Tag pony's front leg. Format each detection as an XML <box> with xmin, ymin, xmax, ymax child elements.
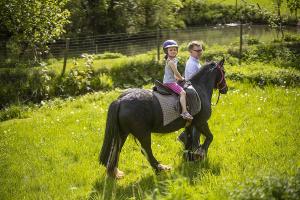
<box><xmin>138</xmin><ymin>133</ymin><xmax>171</xmax><ymax>172</ymax></box>
<box><xmin>197</xmin><ymin>122</ymin><xmax>213</xmax><ymax>156</ymax></box>
<box><xmin>178</xmin><ymin>126</ymin><xmax>194</xmax><ymax>150</ymax></box>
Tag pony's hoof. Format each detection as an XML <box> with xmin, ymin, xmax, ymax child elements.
<box><xmin>193</xmin><ymin>147</ymin><xmax>206</xmax><ymax>161</ymax></box>
<box><xmin>107</xmin><ymin>168</ymin><xmax>125</xmax><ymax>179</ymax></box>
<box><xmin>157</xmin><ymin>164</ymin><xmax>172</xmax><ymax>171</ymax></box>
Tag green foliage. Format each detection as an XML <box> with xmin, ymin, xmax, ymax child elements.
<box><xmin>0</xmin><ymin>105</ymin><xmax>29</xmax><ymax>121</ymax></box>
<box><xmin>180</xmin><ymin>2</ymin><xmax>237</xmax><ymax>26</ymax></box>
<box><xmin>1</xmin><ymin>40</ymin><xmax>300</xmax><ymax>108</ymax></box>
<box><xmin>246</xmin><ymin>37</ymin><xmax>261</xmax><ymax>45</ymax></box>
<box><xmin>66</xmin><ymin>0</ymin><xmax>184</xmax><ymax>35</ymax></box>
<box><xmin>227</xmin><ymin>63</ymin><xmax>300</xmax><ymax>87</ymax></box>
<box><xmin>287</xmin><ymin>0</ymin><xmax>300</xmax><ymax>18</ymax></box>
<box><xmin>179</xmin><ymin>1</ymin><xmax>291</xmax><ymax>26</ymax></box>
<box><xmin>242</xmin><ymin>41</ymin><xmax>300</xmax><ymax>69</ymax></box>
<box><xmin>283</xmin><ymin>33</ymin><xmax>300</xmax><ymax>42</ymax></box>
<box><xmin>59</xmin><ymin>54</ymin><xmax>95</xmax><ymax>95</ymax></box>
<box><xmin>0</xmin><ymin>67</ymin><xmax>57</xmax><ymax>107</ymax></box>
<box><xmin>0</xmin><ymin>0</ymin><xmax>70</xmax><ymax>62</ymax></box>
<box><xmin>95</xmin><ymin>52</ymin><xmax>125</xmax><ymax>59</ymax></box>
<box><xmin>109</xmin><ymin>58</ymin><xmax>160</xmax><ymax>88</ymax></box>
<box><xmin>228</xmin><ymin>172</ymin><xmax>300</xmax><ymax>200</ymax></box>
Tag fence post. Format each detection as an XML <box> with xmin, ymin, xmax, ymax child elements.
<box><xmin>61</xmin><ymin>38</ymin><xmax>70</xmax><ymax>77</ymax></box>
<box><xmin>156</xmin><ymin>27</ymin><xmax>160</xmax><ymax>62</ymax></box>
<box><xmin>239</xmin><ymin>23</ymin><xmax>243</xmax><ymax>65</ymax></box>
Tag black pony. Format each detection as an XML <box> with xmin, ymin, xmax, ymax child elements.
<box><xmin>99</xmin><ymin>60</ymin><xmax>228</xmax><ymax>178</ymax></box>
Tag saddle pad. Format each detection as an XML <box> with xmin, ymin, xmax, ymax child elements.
<box><xmin>153</xmin><ymin>89</ymin><xmax>201</xmax><ymax>126</ymax></box>
<box><xmin>153</xmin><ymin>92</ymin><xmax>180</xmax><ymax>126</ymax></box>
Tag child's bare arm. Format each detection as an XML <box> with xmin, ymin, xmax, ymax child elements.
<box><xmin>168</xmin><ymin>61</ymin><xmax>184</xmax><ymax>81</ymax></box>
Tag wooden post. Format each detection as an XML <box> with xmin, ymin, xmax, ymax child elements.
<box><xmin>61</xmin><ymin>38</ymin><xmax>70</xmax><ymax>77</ymax></box>
<box><xmin>239</xmin><ymin>23</ymin><xmax>243</xmax><ymax>65</ymax></box>
<box><xmin>156</xmin><ymin>27</ymin><xmax>160</xmax><ymax>62</ymax></box>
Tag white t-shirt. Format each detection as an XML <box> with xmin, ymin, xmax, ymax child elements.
<box><xmin>184</xmin><ymin>56</ymin><xmax>201</xmax><ymax>80</ymax></box>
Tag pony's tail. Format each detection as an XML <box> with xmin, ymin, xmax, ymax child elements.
<box><xmin>99</xmin><ymin>100</ymin><xmax>121</xmax><ymax>171</ymax></box>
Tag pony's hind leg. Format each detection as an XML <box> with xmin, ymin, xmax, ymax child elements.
<box><xmin>107</xmin><ymin>132</ymin><xmax>128</xmax><ymax>179</ymax></box>
<box><xmin>137</xmin><ymin>133</ymin><xmax>171</xmax><ymax>172</ymax></box>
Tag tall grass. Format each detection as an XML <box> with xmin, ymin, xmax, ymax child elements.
<box><xmin>1</xmin><ymin>80</ymin><xmax>299</xmax><ymax>199</ymax></box>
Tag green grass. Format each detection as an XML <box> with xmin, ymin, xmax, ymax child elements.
<box><xmin>1</xmin><ymin>79</ymin><xmax>299</xmax><ymax>199</ymax></box>
<box><xmin>45</xmin><ymin>51</ymin><xmax>158</xmax><ymax>74</ymax></box>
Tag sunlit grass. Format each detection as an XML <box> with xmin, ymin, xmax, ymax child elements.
<box><xmin>46</xmin><ymin>51</ymin><xmax>158</xmax><ymax>74</ymax></box>
<box><xmin>1</xmin><ymin>79</ymin><xmax>299</xmax><ymax>199</ymax></box>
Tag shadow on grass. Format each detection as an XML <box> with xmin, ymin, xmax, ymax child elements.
<box><xmin>89</xmin><ymin>157</ymin><xmax>221</xmax><ymax>200</ymax></box>
<box><xmin>89</xmin><ymin>173</ymin><xmax>157</xmax><ymax>200</ymax></box>
<box><xmin>175</xmin><ymin>157</ymin><xmax>221</xmax><ymax>185</ymax></box>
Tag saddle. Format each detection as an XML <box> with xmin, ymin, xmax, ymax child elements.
<box><xmin>153</xmin><ymin>80</ymin><xmax>188</xmax><ymax>96</ymax></box>
<box><xmin>153</xmin><ymin>80</ymin><xmax>201</xmax><ymax>126</ymax></box>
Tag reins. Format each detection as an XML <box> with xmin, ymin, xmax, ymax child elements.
<box><xmin>212</xmin><ymin>91</ymin><xmax>221</xmax><ymax>106</ymax></box>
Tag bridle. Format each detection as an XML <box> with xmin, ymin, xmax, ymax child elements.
<box><xmin>216</xmin><ymin>65</ymin><xmax>226</xmax><ymax>91</ymax></box>
<box><xmin>212</xmin><ymin>61</ymin><xmax>227</xmax><ymax>105</ymax></box>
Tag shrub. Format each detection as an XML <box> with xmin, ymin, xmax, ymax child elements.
<box><xmin>0</xmin><ymin>105</ymin><xmax>29</xmax><ymax>121</ymax></box>
<box><xmin>228</xmin><ymin>171</ymin><xmax>300</xmax><ymax>200</ymax></box>
<box><xmin>242</xmin><ymin>42</ymin><xmax>300</xmax><ymax>69</ymax></box>
<box><xmin>246</xmin><ymin>38</ymin><xmax>261</xmax><ymax>45</ymax></box>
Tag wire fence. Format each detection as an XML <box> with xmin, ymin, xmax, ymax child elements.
<box><xmin>0</xmin><ymin>25</ymin><xmax>296</xmax><ymax>67</ymax></box>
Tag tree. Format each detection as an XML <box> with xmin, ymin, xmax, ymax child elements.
<box><xmin>0</xmin><ymin>0</ymin><xmax>70</xmax><ymax>63</ymax></box>
<box><xmin>135</xmin><ymin>0</ymin><xmax>184</xmax><ymax>30</ymax></box>
<box><xmin>270</xmin><ymin>0</ymin><xmax>285</xmax><ymax>38</ymax></box>
<box><xmin>287</xmin><ymin>0</ymin><xmax>300</xmax><ymax>19</ymax></box>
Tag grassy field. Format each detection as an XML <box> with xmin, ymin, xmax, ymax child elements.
<box><xmin>1</xmin><ymin>71</ymin><xmax>299</xmax><ymax>199</ymax></box>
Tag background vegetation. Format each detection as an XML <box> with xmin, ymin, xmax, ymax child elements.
<box><xmin>0</xmin><ymin>1</ymin><xmax>299</xmax><ymax>199</ymax></box>
<box><xmin>1</xmin><ymin>35</ymin><xmax>299</xmax><ymax>110</ymax></box>
<box><xmin>0</xmin><ymin>0</ymin><xmax>299</xmax><ymax>63</ymax></box>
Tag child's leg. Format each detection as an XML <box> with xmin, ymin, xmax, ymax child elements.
<box><xmin>179</xmin><ymin>90</ymin><xmax>188</xmax><ymax>113</ymax></box>
<box><xmin>179</xmin><ymin>91</ymin><xmax>193</xmax><ymax>120</ymax></box>
<box><xmin>163</xmin><ymin>83</ymin><xmax>193</xmax><ymax>120</ymax></box>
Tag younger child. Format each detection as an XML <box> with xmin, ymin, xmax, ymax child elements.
<box><xmin>162</xmin><ymin>40</ymin><xmax>193</xmax><ymax>121</ymax></box>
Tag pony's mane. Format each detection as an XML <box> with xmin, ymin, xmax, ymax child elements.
<box><xmin>190</xmin><ymin>62</ymin><xmax>215</xmax><ymax>81</ymax></box>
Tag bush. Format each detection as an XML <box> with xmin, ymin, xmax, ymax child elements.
<box><xmin>0</xmin><ymin>105</ymin><xmax>29</xmax><ymax>121</ymax></box>
<box><xmin>228</xmin><ymin>171</ymin><xmax>300</xmax><ymax>200</ymax></box>
<box><xmin>242</xmin><ymin>42</ymin><xmax>300</xmax><ymax>69</ymax></box>
<box><xmin>246</xmin><ymin>37</ymin><xmax>261</xmax><ymax>45</ymax></box>
<box><xmin>226</xmin><ymin>63</ymin><xmax>300</xmax><ymax>87</ymax></box>
<box><xmin>0</xmin><ymin>67</ymin><xmax>56</xmax><ymax>108</ymax></box>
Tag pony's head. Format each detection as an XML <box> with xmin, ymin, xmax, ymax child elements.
<box><xmin>214</xmin><ymin>58</ymin><xmax>227</xmax><ymax>94</ymax></box>
<box><xmin>207</xmin><ymin>58</ymin><xmax>227</xmax><ymax>94</ymax></box>
<box><xmin>190</xmin><ymin>58</ymin><xmax>228</xmax><ymax>94</ymax></box>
